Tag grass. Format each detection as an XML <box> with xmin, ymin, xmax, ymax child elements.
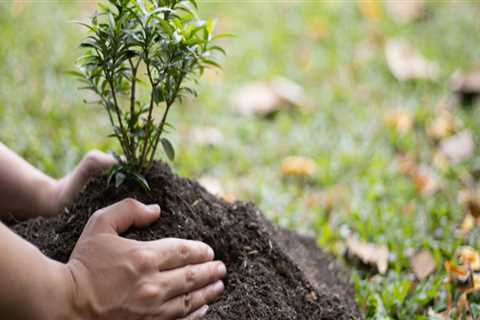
<box><xmin>1</xmin><ymin>1</ymin><xmax>480</xmax><ymax>318</ymax></box>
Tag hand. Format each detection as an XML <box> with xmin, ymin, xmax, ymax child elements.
<box><xmin>49</xmin><ymin>150</ymin><xmax>116</xmax><ymax>216</ymax></box>
<box><xmin>63</xmin><ymin>199</ymin><xmax>226</xmax><ymax>320</ymax></box>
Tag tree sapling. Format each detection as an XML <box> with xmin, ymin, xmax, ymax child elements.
<box><xmin>71</xmin><ymin>0</ymin><xmax>226</xmax><ymax>189</ymax></box>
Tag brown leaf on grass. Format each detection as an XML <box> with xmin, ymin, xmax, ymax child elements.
<box><xmin>281</xmin><ymin>156</ymin><xmax>317</xmax><ymax>178</ymax></box>
<box><xmin>346</xmin><ymin>236</ymin><xmax>389</xmax><ymax>274</ymax></box>
<box><xmin>385</xmin><ymin>39</ymin><xmax>440</xmax><ymax>81</ymax></box>
<box><xmin>231</xmin><ymin>83</ymin><xmax>279</xmax><ymax>116</ymax></box>
<box><xmin>427</xmin><ymin>308</ymin><xmax>449</xmax><ymax>320</ymax></box>
<box><xmin>191</xmin><ymin>127</ymin><xmax>224</xmax><ymax>147</ymax></box>
<box><xmin>309</xmin><ymin>17</ymin><xmax>329</xmax><ymax>41</ymax></box>
<box><xmin>384</xmin><ymin>110</ymin><xmax>415</xmax><ymax>135</ymax></box>
<box><xmin>396</xmin><ymin>155</ymin><xmax>441</xmax><ymax>195</ymax></box>
<box><xmin>358</xmin><ymin>0</ymin><xmax>382</xmax><ymax>21</ymax></box>
<box><xmin>457</xmin><ymin>246</ymin><xmax>480</xmax><ymax>272</ymax></box>
<box><xmin>440</xmin><ymin>130</ymin><xmax>475</xmax><ymax>164</ymax></box>
<box><xmin>458</xmin><ymin>213</ymin><xmax>476</xmax><ymax>237</ymax></box>
<box><xmin>414</xmin><ymin>165</ymin><xmax>441</xmax><ymax>195</ymax></box>
<box><xmin>458</xmin><ymin>189</ymin><xmax>480</xmax><ymax>218</ymax></box>
<box><xmin>230</xmin><ymin>77</ymin><xmax>310</xmax><ymax>117</ymax></box>
<box><xmin>410</xmin><ymin>250</ymin><xmax>436</xmax><ymax>280</ymax></box>
<box><xmin>385</xmin><ymin>0</ymin><xmax>426</xmax><ymax>24</ymax></box>
<box><xmin>450</xmin><ymin>67</ymin><xmax>480</xmax><ymax>104</ymax></box>
<box><xmin>426</xmin><ymin>110</ymin><xmax>460</xmax><ymax>140</ymax></box>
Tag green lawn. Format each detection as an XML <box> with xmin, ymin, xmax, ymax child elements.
<box><xmin>1</xmin><ymin>1</ymin><xmax>480</xmax><ymax>319</ymax></box>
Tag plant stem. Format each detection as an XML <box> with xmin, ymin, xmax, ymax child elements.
<box><xmin>107</xmin><ymin>77</ymin><xmax>133</xmax><ymax>163</ymax></box>
<box><xmin>128</xmin><ymin>58</ymin><xmax>141</xmax><ymax>161</ymax></box>
<box><xmin>139</xmin><ymin>63</ymin><xmax>157</xmax><ymax>171</ymax></box>
<box><xmin>146</xmin><ymin>101</ymin><xmax>173</xmax><ymax>170</ymax></box>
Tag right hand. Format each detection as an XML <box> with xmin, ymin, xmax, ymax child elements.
<box><xmin>64</xmin><ymin>198</ymin><xmax>226</xmax><ymax>320</ymax></box>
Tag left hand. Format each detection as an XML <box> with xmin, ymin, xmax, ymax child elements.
<box><xmin>49</xmin><ymin>150</ymin><xmax>116</xmax><ymax>216</ymax></box>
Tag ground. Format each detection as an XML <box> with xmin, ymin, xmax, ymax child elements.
<box><xmin>1</xmin><ymin>1</ymin><xmax>480</xmax><ymax>319</ymax></box>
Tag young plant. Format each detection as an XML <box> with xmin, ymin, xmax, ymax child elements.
<box><xmin>72</xmin><ymin>0</ymin><xmax>226</xmax><ymax>189</ymax></box>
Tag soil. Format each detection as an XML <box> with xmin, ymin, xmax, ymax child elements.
<box><xmin>9</xmin><ymin>162</ymin><xmax>361</xmax><ymax>319</ymax></box>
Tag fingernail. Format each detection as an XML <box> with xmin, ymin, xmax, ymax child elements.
<box><xmin>217</xmin><ymin>262</ymin><xmax>227</xmax><ymax>276</ymax></box>
<box><xmin>147</xmin><ymin>204</ymin><xmax>161</xmax><ymax>215</ymax></box>
<box><xmin>207</xmin><ymin>247</ymin><xmax>215</xmax><ymax>260</ymax></box>
<box><xmin>199</xmin><ymin>305</ymin><xmax>209</xmax><ymax>317</ymax></box>
<box><xmin>213</xmin><ymin>280</ymin><xmax>224</xmax><ymax>293</ymax></box>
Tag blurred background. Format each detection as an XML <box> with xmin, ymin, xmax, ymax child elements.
<box><xmin>1</xmin><ymin>0</ymin><xmax>480</xmax><ymax>318</ymax></box>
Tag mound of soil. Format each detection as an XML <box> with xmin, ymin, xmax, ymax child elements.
<box><xmin>10</xmin><ymin>162</ymin><xmax>361</xmax><ymax>319</ymax></box>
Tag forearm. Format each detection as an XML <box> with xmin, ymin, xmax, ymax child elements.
<box><xmin>0</xmin><ymin>143</ymin><xmax>58</xmax><ymax>219</ymax></box>
<box><xmin>0</xmin><ymin>223</ymin><xmax>75</xmax><ymax>320</ymax></box>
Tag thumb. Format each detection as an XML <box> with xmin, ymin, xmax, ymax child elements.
<box><xmin>84</xmin><ymin>199</ymin><xmax>161</xmax><ymax>236</ymax></box>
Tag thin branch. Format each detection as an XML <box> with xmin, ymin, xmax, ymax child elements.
<box><xmin>107</xmin><ymin>76</ymin><xmax>133</xmax><ymax>162</ymax></box>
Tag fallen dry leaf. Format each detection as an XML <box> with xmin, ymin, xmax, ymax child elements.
<box><xmin>450</xmin><ymin>67</ymin><xmax>480</xmax><ymax>104</ymax></box>
<box><xmin>270</xmin><ymin>77</ymin><xmax>310</xmax><ymax>109</ymax></box>
<box><xmin>384</xmin><ymin>110</ymin><xmax>415</xmax><ymax>135</ymax></box>
<box><xmin>230</xmin><ymin>77</ymin><xmax>310</xmax><ymax>117</ymax></box>
<box><xmin>427</xmin><ymin>308</ymin><xmax>449</xmax><ymax>320</ymax></box>
<box><xmin>444</xmin><ymin>247</ymin><xmax>480</xmax><ymax>320</ymax></box>
<box><xmin>230</xmin><ymin>82</ymin><xmax>279</xmax><ymax>116</ymax></box>
<box><xmin>385</xmin><ymin>39</ymin><xmax>440</xmax><ymax>81</ymax></box>
<box><xmin>427</xmin><ymin>110</ymin><xmax>459</xmax><ymax>140</ymax></box>
<box><xmin>457</xmin><ymin>246</ymin><xmax>480</xmax><ymax>271</ymax></box>
<box><xmin>281</xmin><ymin>156</ymin><xmax>317</xmax><ymax>178</ymax></box>
<box><xmin>358</xmin><ymin>0</ymin><xmax>382</xmax><ymax>21</ymax></box>
<box><xmin>309</xmin><ymin>17</ymin><xmax>329</xmax><ymax>41</ymax></box>
<box><xmin>191</xmin><ymin>127</ymin><xmax>224</xmax><ymax>147</ymax></box>
<box><xmin>459</xmin><ymin>213</ymin><xmax>476</xmax><ymax>237</ymax></box>
<box><xmin>385</xmin><ymin>0</ymin><xmax>426</xmax><ymax>24</ymax></box>
<box><xmin>440</xmin><ymin>130</ymin><xmax>475</xmax><ymax>164</ymax></box>
<box><xmin>414</xmin><ymin>165</ymin><xmax>441</xmax><ymax>195</ymax></box>
<box><xmin>411</xmin><ymin>249</ymin><xmax>436</xmax><ymax>280</ymax></box>
<box><xmin>346</xmin><ymin>236</ymin><xmax>389</xmax><ymax>274</ymax></box>
<box><xmin>458</xmin><ymin>189</ymin><xmax>480</xmax><ymax>218</ymax></box>
<box><xmin>396</xmin><ymin>155</ymin><xmax>441</xmax><ymax>195</ymax></box>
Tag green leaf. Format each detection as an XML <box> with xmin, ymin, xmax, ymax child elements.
<box><xmin>211</xmin><ymin>33</ymin><xmax>235</xmax><ymax>41</ymax></box>
<box><xmin>202</xmin><ymin>58</ymin><xmax>221</xmax><ymax>69</ymax></box>
<box><xmin>65</xmin><ymin>70</ymin><xmax>85</xmax><ymax>78</ymax></box>
<box><xmin>208</xmin><ymin>45</ymin><xmax>226</xmax><ymax>55</ymax></box>
<box><xmin>130</xmin><ymin>172</ymin><xmax>151</xmax><ymax>191</ymax></box>
<box><xmin>161</xmin><ymin>137</ymin><xmax>175</xmax><ymax>161</ymax></box>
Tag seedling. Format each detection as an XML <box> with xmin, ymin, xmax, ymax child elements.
<box><xmin>71</xmin><ymin>0</ymin><xmax>226</xmax><ymax>189</ymax></box>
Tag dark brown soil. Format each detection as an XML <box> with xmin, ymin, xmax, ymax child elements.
<box><xmin>9</xmin><ymin>162</ymin><xmax>361</xmax><ymax>319</ymax></box>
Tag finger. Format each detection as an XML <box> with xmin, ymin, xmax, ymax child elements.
<box><xmin>145</xmin><ymin>238</ymin><xmax>215</xmax><ymax>270</ymax></box>
<box><xmin>58</xmin><ymin>151</ymin><xmax>117</xmax><ymax>206</ymax></box>
<box><xmin>85</xmin><ymin>199</ymin><xmax>160</xmax><ymax>235</ymax></box>
<box><xmin>158</xmin><ymin>281</ymin><xmax>224</xmax><ymax>320</ymax></box>
<box><xmin>77</xmin><ymin>150</ymin><xmax>117</xmax><ymax>179</ymax></box>
<box><xmin>159</xmin><ymin>261</ymin><xmax>226</xmax><ymax>301</ymax></box>
<box><xmin>178</xmin><ymin>305</ymin><xmax>209</xmax><ymax>320</ymax></box>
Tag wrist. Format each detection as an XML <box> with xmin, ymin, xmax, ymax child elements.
<box><xmin>37</xmin><ymin>258</ymin><xmax>82</xmax><ymax>320</ymax></box>
<box><xmin>33</xmin><ymin>177</ymin><xmax>62</xmax><ymax>217</ymax></box>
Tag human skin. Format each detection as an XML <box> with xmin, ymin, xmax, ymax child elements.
<box><xmin>0</xmin><ymin>142</ymin><xmax>117</xmax><ymax>219</ymax></box>
<box><xmin>0</xmin><ymin>144</ymin><xmax>226</xmax><ymax>319</ymax></box>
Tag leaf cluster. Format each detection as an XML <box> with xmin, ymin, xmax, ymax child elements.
<box><xmin>72</xmin><ymin>0</ymin><xmax>227</xmax><ymax>189</ymax></box>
